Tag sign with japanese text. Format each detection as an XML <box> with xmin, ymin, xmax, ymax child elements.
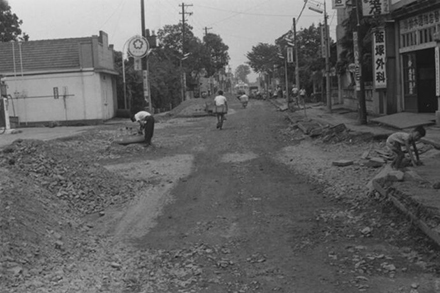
<box><xmin>436</xmin><ymin>47</ymin><xmax>440</xmax><ymax>96</ymax></box>
<box><xmin>373</xmin><ymin>27</ymin><xmax>387</xmax><ymax>89</ymax></box>
<box><xmin>287</xmin><ymin>47</ymin><xmax>294</xmax><ymax>63</ymax></box>
<box><xmin>332</xmin><ymin>0</ymin><xmax>346</xmax><ymax>9</ymax></box>
<box><xmin>399</xmin><ymin>9</ymin><xmax>440</xmax><ymax>33</ymax></box>
<box><xmin>362</xmin><ymin>0</ymin><xmax>390</xmax><ymax>17</ymax></box>
<box><xmin>353</xmin><ymin>32</ymin><xmax>360</xmax><ymax>91</ymax></box>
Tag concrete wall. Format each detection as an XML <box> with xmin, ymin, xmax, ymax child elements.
<box><xmin>4</xmin><ymin>71</ymin><xmax>116</xmax><ymax>124</ymax></box>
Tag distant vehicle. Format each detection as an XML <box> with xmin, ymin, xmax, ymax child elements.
<box><xmin>234</xmin><ymin>82</ymin><xmax>249</xmax><ymax>96</ymax></box>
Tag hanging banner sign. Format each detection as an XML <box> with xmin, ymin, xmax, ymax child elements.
<box><xmin>287</xmin><ymin>47</ymin><xmax>294</xmax><ymax>63</ymax></box>
<box><xmin>373</xmin><ymin>27</ymin><xmax>387</xmax><ymax>89</ymax></box>
<box><xmin>436</xmin><ymin>46</ymin><xmax>440</xmax><ymax>96</ymax></box>
<box><xmin>353</xmin><ymin>31</ymin><xmax>360</xmax><ymax>91</ymax></box>
<box><xmin>362</xmin><ymin>0</ymin><xmax>390</xmax><ymax>17</ymax></box>
<box><xmin>127</xmin><ymin>35</ymin><xmax>149</xmax><ymax>58</ymax></box>
<box><xmin>321</xmin><ymin>25</ymin><xmax>327</xmax><ymax>58</ymax></box>
<box><xmin>332</xmin><ymin>0</ymin><xmax>346</xmax><ymax>9</ymax></box>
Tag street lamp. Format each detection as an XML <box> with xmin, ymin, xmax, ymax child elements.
<box><xmin>308</xmin><ymin>0</ymin><xmax>331</xmax><ymax>112</ymax></box>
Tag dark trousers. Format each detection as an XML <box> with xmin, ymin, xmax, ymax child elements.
<box><xmin>143</xmin><ymin>115</ymin><xmax>155</xmax><ymax>145</ymax></box>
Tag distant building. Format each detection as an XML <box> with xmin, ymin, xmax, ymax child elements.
<box><xmin>0</xmin><ymin>31</ymin><xmax>118</xmax><ymax>126</ymax></box>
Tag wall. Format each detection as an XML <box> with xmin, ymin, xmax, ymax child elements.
<box><xmin>4</xmin><ymin>71</ymin><xmax>115</xmax><ymax>124</ymax></box>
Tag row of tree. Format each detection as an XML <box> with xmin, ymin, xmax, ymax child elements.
<box><xmin>244</xmin><ymin>7</ymin><xmax>376</xmax><ymax>100</ymax></box>
<box><xmin>2</xmin><ymin>0</ymin><xmax>377</xmax><ymax>114</ymax></box>
<box><xmin>117</xmin><ymin>22</ymin><xmax>230</xmax><ymax>114</ymax></box>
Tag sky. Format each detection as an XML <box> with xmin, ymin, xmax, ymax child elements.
<box><xmin>8</xmin><ymin>0</ymin><xmax>338</xmax><ymax>81</ymax></box>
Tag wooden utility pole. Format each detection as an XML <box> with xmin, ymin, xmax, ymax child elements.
<box><xmin>204</xmin><ymin>27</ymin><xmax>212</xmax><ymax>37</ymax></box>
<box><xmin>355</xmin><ymin>0</ymin><xmax>367</xmax><ymax>124</ymax></box>
<box><xmin>179</xmin><ymin>3</ymin><xmax>192</xmax><ymax>102</ymax></box>
<box><xmin>293</xmin><ymin>18</ymin><xmax>300</xmax><ymax>91</ymax></box>
<box><xmin>140</xmin><ymin>0</ymin><xmax>152</xmax><ymax>113</ymax></box>
<box><xmin>324</xmin><ymin>1</ymin><xmax>331</xmax><ymax>112</ymax></box>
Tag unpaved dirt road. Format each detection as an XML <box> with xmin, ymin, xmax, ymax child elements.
<box><xmin>2</xmin><ymin>96</ymin><xmax>440</xmax><ymax>292</ymax></box>
<box><xmin>94</xmin><ymin>97</ymin><xmax>440</xmax><ymax>292</ymax></box>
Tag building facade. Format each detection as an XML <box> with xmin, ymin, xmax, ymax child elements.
<box><xmin>335</xmin><ymin>0</ymin><xmax>440</xmax><ymax>124</ymax></box>
<box><xmin>0</xmin><ymin>31</ymin><xmax>118</xmax><ymax>127</ymax></box>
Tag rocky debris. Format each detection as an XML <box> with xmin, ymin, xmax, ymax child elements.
<box><xmin>332</xmin><ymin>159</ymin><xmax>354</xmax><ymax>167</ymax></box>
<box><xmin>0</xmin><ymin>139</ymin><xmax>137</xmax><ymax>215</ymax></box>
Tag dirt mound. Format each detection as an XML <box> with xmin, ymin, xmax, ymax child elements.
<box><xmin>169</xmin><ymin>98</ymin><xmax>210</xmax><ymax>117</ymax></box>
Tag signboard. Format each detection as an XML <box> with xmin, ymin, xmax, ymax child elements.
<box><xmin>287</xmin><ymin>47</ymin><xmax>294</xmax><ymax>63</ymax></box>
<box><xmin>143</xmin><ymin>70</ymin><xmax>149</xmax><ymax>97</ymax></box>
<box><xmin>353</xmin><ymin>31</ymin><xmax>360</xmax><ymax>91</ymax></box>
<box><xmin>134</xmin><ymin>57</ymin><xmax>142</xmax><ymax>71</ymax></box>
<box><xmin>362</xmin><ymin>0</ymin><xmax>390</xmax><ymax>17</ymax></box>
<box><xmin>332</xmin><ymin>0</ymin><xmax>346</xmax><ymax>9</ymax></box>
<box><xmin>373</xmin><ymin>27</ymin><xmax>387</xmax><ymax>89</ymax></box>
<box><xmin>321</xmin><ymin>25</ymin><xmax>327</xmax><ymax>58</ymax></box>
<box><xmin>127</xmin><ymin>35</ymin><xmax>149</xmax><ymax>58</ymax></box>
<box><xmin>53</xmin><ymin>87</ymin><xmax>59</xmax><ymax>99</ymax></box>
<box><xmin>436</xmin><ymin>46</ymin><xmax>440</xmax><ymax>96</ymax></box>
<box><xmin>399</xmin><ymin>9</ymin><xmax>440</xmax><ymax>34</ymax></box>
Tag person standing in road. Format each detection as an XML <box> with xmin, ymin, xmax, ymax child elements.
<box><xmin>130</xmin><ymin>110</ymin><xmax>155</xmax><ymax>146</ymax></box>
<box><xmin>213</xmin><ymin>90</ymin><xmax>228</xmax><ymax>129</ymax></box>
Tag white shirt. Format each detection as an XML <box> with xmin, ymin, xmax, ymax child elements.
<box><xmin>134</xmin><ymin>111</ymin><xmax>151</xmax><ymax>122</ymax></box>
<box><xmin>239</xmin><ymin>94</ymin><xmax>249</xmax><ymax>102</ymax></box>
<box><xmin>214</xmin><ymin>95</ymin><xmax>227</xmax><ymax>106</ymax></box>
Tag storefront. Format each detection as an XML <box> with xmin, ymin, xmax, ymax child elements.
<box><xmin>393</xmin><ymin>2</ymin><xmax>440</xmax><ymax>118</ymax></box>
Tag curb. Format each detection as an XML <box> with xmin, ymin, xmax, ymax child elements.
<box><xmin>373</xmin><ymin>179</ymin><xmax>440</xmax><ymax>247</ymax></box>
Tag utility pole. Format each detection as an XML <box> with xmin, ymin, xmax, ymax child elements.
<box><xmin>204</xmin><ymin>27</ymin><xmax>212</xmax><ymax>37</ymax></box>
<box><xmin>324</xmin><ymin>1</ymin><xmax>331</xmax><ymax>112</ymax></box>
<box><xmin>355</xmin><ymin>0</ymin><xmax>367</xmax><ymax>124</ymax></box>
<box><xmin>293</xmin><ymin>18</ymin><xmax>300</xmax><ymax>91</ymax></box>
<box><xmin>140</xmin><ymin>0</ymin><xmax>152</xmax><ymax>113</ymax></box>
<box><xmin>179</xmin><ymin>2</ymin><xmax>192</xmax><ymax>102</ymax></box>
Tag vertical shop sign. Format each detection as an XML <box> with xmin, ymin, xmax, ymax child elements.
<box><xmin>353</xmin><ymin>31</ymin><xmax>360</xmax><ymax>91</ymax></box>
<box><xmin>287</xmin><ymin>47</ymin><xmax>294</xmax><ymax>63</ymax></box>
<box><xmin>362</xmin><ymin>0</ymin><xmax>390</xmax><ymax>17</ymax></box>
<box><xmin>436</xmin><ymin>46</ymin><xmax>440</xmax><ymax>96</ymax></box>
<box><xmin>373</xmin><ymin>28</ymin><xmax>387</xmax><ymax>89</ymax></box>
<box><xmin>321</xmin><ymin>25</ymin><xmax>327</xmax><ymax>58</ymax></box>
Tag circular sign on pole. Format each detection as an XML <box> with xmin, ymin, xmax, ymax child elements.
<box><xmin>127</xmin><ymin>35</ymin><xmax>149</xmax><ymax>58</ymax></box>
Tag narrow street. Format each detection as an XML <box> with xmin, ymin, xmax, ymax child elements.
<box><xmin>97</xmin><ymin>96</ymin><xmax>440</xmax><ymax>292</ymax></box>
<box><xmin>2</xmin><ymin>96</ymin><xmax>440</xmax><ymax>292</ymax></box>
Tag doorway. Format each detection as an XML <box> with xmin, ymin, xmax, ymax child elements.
<box><xmin>416</xmin><ymin>48</ymin><xmax>437</xmax><ymax>112</ymax></box>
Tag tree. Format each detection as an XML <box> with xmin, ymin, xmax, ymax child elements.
<box><xmin>0</xmin><ymin>0</ymin><xmax>29</xmax><ymax>41</ymax></box>
<box><xmin>246</xmin><ymin>43</ymin><xmax>278</xmax><ymax>74</ymax></box>
<box><xmin>235</xmin><ymin>64</ymin><xmax>250</xmax><ymax>83</ymax></box>
<box><xmin>203</xmin><ymin>33</ymin><xmax>230</xmax><ymax>77</ymax></box>
<box><xmin>337</xmin><ymin>6</ymin><xmax>376</xmax><ymax>82</ymax></box>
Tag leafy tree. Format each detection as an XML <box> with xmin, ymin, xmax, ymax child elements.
<box><xmin>0</xmin><ymin>0</ymin><xmax>29</xmax><ymax>41</ymax></box>
<box><xmin>235</xmin><ymin>64</ymin><xmax>250</xmax><ymax>83</ymax></box>
<box><xmin>337</xmin><ymin>6</ymin><xmax>378</xmax><ymax>82</ymax></box>
<box><xmin>246</xmin><ymin>43</ymin><xmax>278</xmax><ymax>74</ymax></box>
<box><xmin>203</xmin><ymin>33</ymin><xmax>230</xmax><ymax>77</ymax></box>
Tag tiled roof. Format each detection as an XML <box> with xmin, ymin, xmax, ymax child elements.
<box><xmin>0</xmin><ymin>37</ymin><xmax>90</xmax><ymax>74</ymax></box>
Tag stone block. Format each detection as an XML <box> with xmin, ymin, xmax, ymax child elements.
<box><xmin>332</xmin><ymin>160</ymin><xmax>353</xmax><ymax>167</ymax></box>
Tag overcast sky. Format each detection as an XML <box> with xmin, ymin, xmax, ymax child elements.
<box><xmin>9</xmin><ymin>0</ymin><xmax>338</xmax><ymax>81</ymax></box>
